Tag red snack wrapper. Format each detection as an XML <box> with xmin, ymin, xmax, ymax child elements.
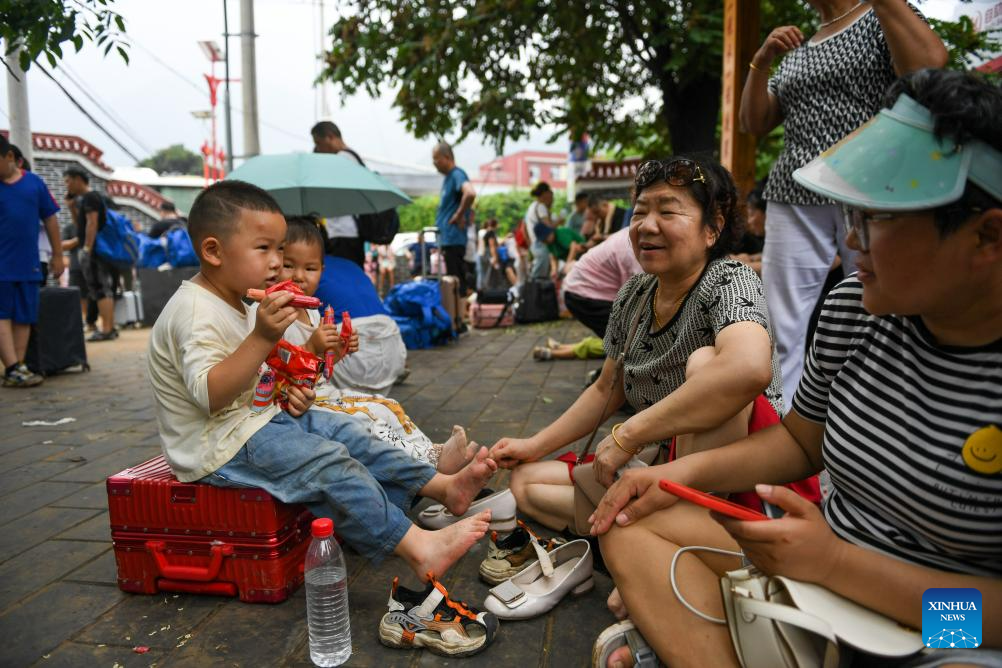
<box><xmin>266</xmin><ymin>340</ymin><xmax>322</xmax><ymax>410</ymax></box>
<box><xmin>323</xmin><ymin>306</ymin><xmax>336</xmax><ymax>380</ymax></box>
<box><xmin>340</xmin><ymin>311</ymin><xmax>352</xmax><ymax>350</ymax></box>
<box><xmin>246</xmin><ymin>279</ymin><xmax>321</xmax><ymax>309</ymax></box>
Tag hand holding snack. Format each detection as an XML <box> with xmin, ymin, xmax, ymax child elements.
<box><xmin>266</xmin><ymin>340</ymin><xmax>323</xmax><ymax>412</ymax></box>
<box><xmin>284</xmin><ymin>384</ymin><xmax>316</xmax><ymax>417</ymax></box>
<box><xmin>323</xmin><ymin>306</ymin><xmax>336</xmax><ymax>379</ymax></box>
<box><xmin>254</xmin><ymin>291</ymin><xmax>299</xmax><ymax>342</ymax></box>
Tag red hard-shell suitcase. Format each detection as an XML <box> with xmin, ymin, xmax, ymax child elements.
<box><xmin>107</xmin><ymin>455</ymin><xmax>313</xmax><ymax>603</ymax></box>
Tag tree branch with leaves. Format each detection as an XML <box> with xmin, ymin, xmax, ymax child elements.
<box><xmin>1</xmin><ymin>0</ymin><xmax>129</xmax><ymax>77</ymax></box>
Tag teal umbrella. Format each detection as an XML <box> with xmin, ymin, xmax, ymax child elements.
<box><xmin>225</xmin><ymin>152</ymin><xmax>412</xmax><ymax>216</ymax></box>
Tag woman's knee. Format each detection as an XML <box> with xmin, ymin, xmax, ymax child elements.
<box><xmin>509</xmin><ymin>464</ymin><xmax>531</xmax><ymax>504</ymax></box>
<box><xmin>599</xmin><ymin>522</ymin><xmax>649</xmax><ymax>574</ymax></box>
<box><xmin>685</xmin><ymin>346</ymin><xmax>717</xmax><ymax>379</ymax></box>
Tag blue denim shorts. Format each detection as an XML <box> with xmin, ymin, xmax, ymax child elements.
<box><xmin>0</xmin><ymin>280</ymin><xmax>40</xmax><ymax>324</ymax></box>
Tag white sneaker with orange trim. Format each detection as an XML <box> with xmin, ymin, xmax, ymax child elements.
<box><xmin>379</xmin><ymin>574</ymin><xmax>500</xmax><ymax>657</ymax></box>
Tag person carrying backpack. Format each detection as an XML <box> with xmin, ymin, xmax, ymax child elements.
<box><xmin>63</xmin><ymin>166</ymin><xmax>120</xmax><ymax>341</ymax></box>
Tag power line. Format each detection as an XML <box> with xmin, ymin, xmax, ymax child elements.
<box><xmin>36</xmin><ymin>63</ymin><xmax>143</xmax><ymax>163</ymax></box>
<box><xmin>131</xmin><ymin>37</ymin><xmax>304</xmax><ymax>143</ymax></box>
<box><xmin>56</xmin><ymin>64</ymin><xmax>153</xmax><ymax>155</ymax></box>
<box><xmin>130</xmin><ymin>40</ymin><xmax>209</xmax><ymax>99</ymax></box>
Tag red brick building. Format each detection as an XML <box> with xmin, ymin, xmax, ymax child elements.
<box><xmin>477</xmin><ymin>150</ymin><xmax>568</xmax><ymax>189</ymax></box>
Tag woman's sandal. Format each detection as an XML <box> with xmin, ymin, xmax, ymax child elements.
<box><xmin>591</xmin><ymin>620</ymin><xmax>662</xmax><ymax>668</ymax></box>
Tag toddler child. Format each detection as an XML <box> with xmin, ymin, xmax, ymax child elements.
<box><xmin>147</xmin><ymin>180</ymin><xmax>497</xmax><ymax>582</ymax></box>
<box><xmin>250</xmin><ymin>215</ymin><xmax>475</xmax><ymax>473</ymax></box>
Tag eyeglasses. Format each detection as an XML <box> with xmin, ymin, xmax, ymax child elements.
<box><xmin>635</xmin><ymin>159</ymin><xmax>707</xmax><ymax>191</ymax></box>
<box><xmin>841</xmin><ymin>206</ymin><xmax>890</xmax><ymax>251</ymax></box>
<box><xmin>842</xmin><ymin>203</ymin><xmax>984</xmax><ymax>251</ymax></box>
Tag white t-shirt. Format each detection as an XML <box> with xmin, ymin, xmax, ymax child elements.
<box><xmin>524</xmin><ymin>202</ymin><xmax>548</xmax><ymax>245</ymax></box>
<box><xmin>326</xmin><ymin>215</ymin><xmax>359</xmax><ymax>239</ymax></box>
<box><xmin>38</xmin><ymin>223</ymin><xmax>52</xmax><ymax>263</ymax></box>
<box><xmin>147</xmin><ymin>281</ymin><xmax>279</xmax><ymax>482</ymax></box>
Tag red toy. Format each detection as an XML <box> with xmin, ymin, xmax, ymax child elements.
<box><xmin>323</xmin><ymin>306</ymin><xmax>336</xmax><ymax>380</ymax></box>
<box><xmin>339</xmin><ymin>311</ymin><xmax>352</xmax><ymax>350</ymax></box>
<box><xmin>246</xmin><ymin>279</ymin><xmax>321</xmax><ymax>309</ymax></box>
<box><xmin>658</xmin><ymin>480</ymin><xmax>770</xmax><ymax>522</ymax></box>
<box><xmin>107</xmin><ymin>456</ymin><xmax>316</xmax><ymax>603</ymax></box>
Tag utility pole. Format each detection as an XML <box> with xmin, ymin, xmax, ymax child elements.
<box><xmin>223</xmin><ymin>0</ymin><xmax>235</xmax><ymax>171</ymax></box>
<box><xmin>240</xmin><ymin>0</ymin><xmax>260</xmax><ymax>157</ymax></box>
<box><xmin>318</xmin><ymin>0</ymin><xmax>331</xmax><ymax>119</ymax></box>
<box><xmin>4</xmin><ymin>43</ymin><xmax>34</xmax><ymax>166</ymax></box>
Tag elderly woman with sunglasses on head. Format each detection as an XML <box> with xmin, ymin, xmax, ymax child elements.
<box><xmin>589</xmin><ymin>69</ymin><xmax>1002</xmax><ymax>668</ymax></box>
<box><xmin>491</xmin><ymin>157</ymin><xmax>819</xmax><ymax>536</ymax></box>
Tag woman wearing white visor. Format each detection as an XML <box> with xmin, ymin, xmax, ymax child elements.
<box><xmin>589</xmin><ymin>69</ymin><xmax>1002</xmax><ymax>668</ymax></box>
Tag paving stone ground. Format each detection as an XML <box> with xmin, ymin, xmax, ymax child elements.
<box><xmin>0</xmin><ymin>319</ymin><xmax>622</xmax><ymax>667</ymax></box>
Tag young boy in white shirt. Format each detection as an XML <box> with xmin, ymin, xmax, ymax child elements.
<box><xmin>147</xmin><ymin>180</ymin><xmax>496</xmax><ymax>582</ymax></box>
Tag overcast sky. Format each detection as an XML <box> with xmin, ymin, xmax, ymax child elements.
<box><xmin>0</xmin><ymin>0</ymin><xmax>973</xmax><ymax>173</ymax></box>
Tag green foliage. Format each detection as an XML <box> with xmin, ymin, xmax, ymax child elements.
<box><xmin>398</xmin><ymin>190</ymin><xmax>570</xmax><ymax>235</ymax></box>
<box><xmin>0</xmin><ymin>0</ymin><xmax>129</xmax><ymax>73</ymax></box>
<box><xmin>138</xmin><ymin>144</ymin><xmax>203</xmax><ymax>176</ymax></box>
<box><xmin>397</xmin><ymin>195</ymin><xmax>439</xmax><ymax>233</ymax></box>
<box><xmin>322</xmin><ymin>1</ymin><xmax>815</xmax><ymax>158</ymax></box>
<box><xmin>930</xmin><ymin>14</ymin><xmax>1002</xmax><ymax>74</ymax></box>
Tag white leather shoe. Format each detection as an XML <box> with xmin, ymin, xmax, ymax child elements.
<box><xmin>483</xmin><ymin>539</ymin><xmax>593</xmax><ymax>620</ymax></box>
<box><xmin>417</xmin><ymin>488</ymin><xmax>517</xmax><ymax>532</ymax></box>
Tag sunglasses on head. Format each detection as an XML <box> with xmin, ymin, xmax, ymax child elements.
<box><xmin>635</xmin><ymin>159</ymin><xmax>707</xmax><ymax>191</ymax></box>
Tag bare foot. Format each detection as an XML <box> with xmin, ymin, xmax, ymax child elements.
<box><xmin>608</xmin><ymin>587</ymin><xmax>629</xmax><ymax>620</ymax></box>
<box><xmin>436</xmin><ymin>425</ymin><xmax>471</xmax><ymax>474</ymax></box>
<box><xmin>398</xmin><ymin>511</ymin><xmax>492</xmax><ymax>580</ymax></box>
<box><xmin>443</xmin><ymin>445</ymin><xmax>497</xmax><ymax>516</ymax></box>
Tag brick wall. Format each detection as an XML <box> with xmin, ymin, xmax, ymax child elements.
<box><xmin>32</xmin><ymin>157</ymin><xmax>160</xmax><ymax>234</ymax></box>
<box><xmin>33</xmin><ymin>156</ymin><xmax>107</xmax><ymax>233</ymax></box>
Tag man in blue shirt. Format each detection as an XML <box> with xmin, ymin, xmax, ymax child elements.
<box><xmin>432</xmin><ymin>141</ymin><xmax>475</xmax><ymax>323</ymax></box>
<box><xmin>0</xmin><ymin>135</ymin><xmax>63</xmax><ymax>387</ymax></box>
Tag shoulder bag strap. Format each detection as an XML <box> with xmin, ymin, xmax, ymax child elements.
<box><xmin>575</xmin><ymin>282</ymin><xmax>650</xmax><ymax>464</ymax></box>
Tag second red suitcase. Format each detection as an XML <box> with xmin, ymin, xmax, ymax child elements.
<box><xmin>107</xmin><ymin>455</ymin><xmax>313</xmax><ymax>603</ymax></box>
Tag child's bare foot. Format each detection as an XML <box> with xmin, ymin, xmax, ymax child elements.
<box><xmin>443</xmin><ymin>445</ymin><xmax>497</xmax><ymax>516</ymax></box>
<box><xmin>398</xmin><ymin>511</ymin><xmax>492</xmax><ymax>580</ymax></box>
<box><xmin>436</xmin><ymin>425</ymin><xmax>471</xmax><ymax>474</ymax></box>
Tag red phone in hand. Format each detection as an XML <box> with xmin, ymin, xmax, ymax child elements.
<box><xmin>658</xmin><ymin>480</ymin><xmax>770</xmax><ymax>521</ymax></box>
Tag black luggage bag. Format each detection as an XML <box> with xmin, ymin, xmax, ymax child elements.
<box><xmin>25</xmin><ymin>286</ymin><xmax>89</xmax><ymax>375</ymax></box>
<box><xmin>515</xmin><ymin>279</ymin><xmax>559</xmax><ymax>323</ymax></box>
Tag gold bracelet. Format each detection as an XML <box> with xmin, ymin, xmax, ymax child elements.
<box><xmin>611</xmin><ymin>423</ymin><xmax>644</xmax><ymax>456</ymax></box>
<box><xmin>749</xmin><ymin>61</ymin><xmax>767</xmax><ymax>73</ymax></box>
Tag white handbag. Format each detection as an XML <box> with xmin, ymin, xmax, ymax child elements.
<box><xmin>671</xmin><ymin>546</ymin><xmax>926</xmax><ymax>668</ymax></box>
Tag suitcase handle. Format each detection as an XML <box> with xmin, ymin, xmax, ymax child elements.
<box><xmin>145</xmin><ymin>540</ymin><xmax>233</xmax><ymax>582</ymax></box>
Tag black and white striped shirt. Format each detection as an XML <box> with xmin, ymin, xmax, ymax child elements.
<box><xmin>793</xmin><ymin>278</ymin><xmax>1002</xmax><ymax>577</ymax></box>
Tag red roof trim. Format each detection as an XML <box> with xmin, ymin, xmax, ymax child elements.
<box><xmin>106</xmin><ymin>180</ymin><xmax>168</xmax><ymax>210</ymax></box>
<box><xmin>0</xmin><ymin>130</ymin><xmax>115</xmax><ymax>171</ymax></box>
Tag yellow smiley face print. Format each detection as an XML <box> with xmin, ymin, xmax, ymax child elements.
<box><xmin>962</xmin><ymin>425</ymin><xmax>1002</xmax><ymax>475</ymax></box>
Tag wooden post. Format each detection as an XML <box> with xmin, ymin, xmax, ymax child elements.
<box><xmin>721</xmin><ymin>0</ymin><xmax>760</xmax><ymax>197</ymax></box>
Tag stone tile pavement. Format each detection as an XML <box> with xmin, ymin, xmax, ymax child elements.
<box><xmin>0</xmin><ymin>319</ymin><xmax>622</xmax><ymax>667</ymax></box>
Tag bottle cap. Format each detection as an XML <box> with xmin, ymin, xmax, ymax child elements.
<box><xmin>311</xmin><ymin>518</ymin><xmax>334</xmax><ymax>538</ymax></box>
